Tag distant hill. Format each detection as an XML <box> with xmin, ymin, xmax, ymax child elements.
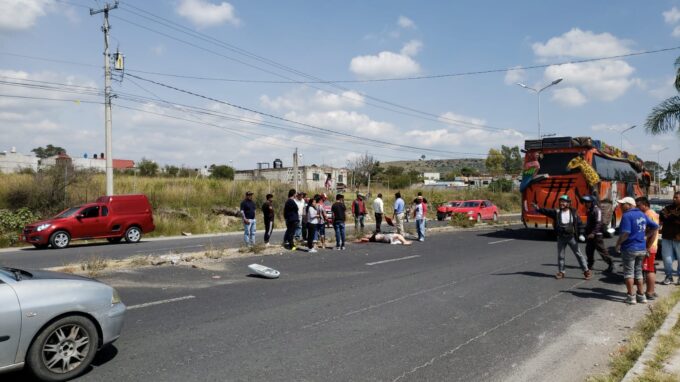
<box><xmin>381</xmin><ymin>158</ymin><xmax>486</xmax><ymax>174</ymax></box>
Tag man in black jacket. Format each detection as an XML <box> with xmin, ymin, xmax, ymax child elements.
<box><xmin>283</xmin><ymin>189</ymin><xmax>299</xmax><ymax>250</ymax></box>
<box><xmin>581</xmin><ymin>195</ymin><xmax>614</xmax><ymax>272</ymax></box>
<box><xmin>533</xmin><ymin>194</ymin><xmax>592</xmax><ymax>280</ymax></box>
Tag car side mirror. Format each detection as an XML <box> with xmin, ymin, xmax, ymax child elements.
<box><xmin>76</xmin><ymin>214</ymin><xmax>84</xmax><ymax>219</ymax></box>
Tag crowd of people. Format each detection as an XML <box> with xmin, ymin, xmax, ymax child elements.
<box><xmin>239</xmin><ymin>189</ymin><xmax>430</xmax><ymax>252</ymax></box>
<box><xmin>534</xmin><ymin>191</ymin><xmax>680</xmax><ymax>305</ymax></box>
<box><xmin>241</xmin><ymin>187</ymin><xmax>680</xmax><ymax>305</ymax></box>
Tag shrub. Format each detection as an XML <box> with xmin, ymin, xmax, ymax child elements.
<box><xmin>450</xmin><ymin>213</ymin><xmax>476</xmax><ymax>228</ymax></box>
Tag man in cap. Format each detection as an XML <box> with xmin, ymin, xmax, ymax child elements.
<box><xmin>581</xmin><ymin>195</ymin><xmax>614</xmax><ymax>273</ymax></box>
<box><xmin>659</xmin><ymin>191</ymin><xmax>680</xmax><ymax>285</ymax></box>
<box><xmin>240</xmin><ymin>191</ymin><xmax>257</xmax><ymax>246</ymax></box>
<box><xmin>614</xmin><ymin>196</ymin><xmax>659</xmax><ymax>304</ymax></box>
<box><xmin>352</xmin><ymin>192</ymin><xmax>367</xmax><ymax>230</ymax></box>
<box><xmin>533</xmin><ymin>195</ymin><xmax>591</xmax><ymax>280</ymax></box>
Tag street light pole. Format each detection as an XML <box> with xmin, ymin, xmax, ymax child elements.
<box><xmin>517</xmin><ymin>78</ymin><xmax>563</xmax><ymax>138</ymax></box>
<box><xmin>620</xmin><ymin>125</ymin><xmax>636</xmax><ymax>150</ymax></box>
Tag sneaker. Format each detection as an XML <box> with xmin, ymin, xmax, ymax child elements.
<box><xmin>555</xmin><ymin>272</ymin><xmax>565</xmax><ymax>279</ymax></box>
<box><xmin>418</xmin><ymin>238</ymin><xmax>424</xmax><ymax>242</ymax></box>
<box><xmin>604</xmin><ymin>264</ymin><xmax>614</xmax><ymax>273</ymax></box>
<box><xmin>636</xmin><ymin>294</ymin><xmax>647</xmax><ymax>304</ymax></box>
<box><xmin>334</xmin><ymin>247</ymin><xmax>341</xmax><ymax>250</ymax></box>
<box><xmin>341</xmin><ymin>246</ymin><xmax>346</xmax><ymax>250</ymax></box>
<box><xmin>584</xmin><ymin>270</ymin><xmax>592</xmax><ymax>280</ymax></box>
<box><xmin>291</xmin><ymin>246</ymin><xmax>297</xmax><ymax>251</ymax></box>
<box><xmin>663</xmin><ymin>277</ymin><xmax>674</xmax><ymax>285</ymax></box>
<box><xmin>625</xmin><ymin>294</ymin><xmax>637</xmax><ymax>305</ymax></box>
<box><xmin>645</xmin><ymin>293</ymin><xmax>657</xmax><ymax>301</ymax></box>
<box><xmin>308</xmin><ymin>248</ymin><xmax>317</xmax><ymax>253</ymax></box>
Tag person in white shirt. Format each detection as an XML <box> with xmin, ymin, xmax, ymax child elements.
<box><xmin>413</xmin><ymin>196</ymin><xmax>425</xmax><ymax>241</ymax></box>
<box><xmin>373</xmin><ymin>193</ymin><xmax>384</xmax><ymax>233</ymax></box>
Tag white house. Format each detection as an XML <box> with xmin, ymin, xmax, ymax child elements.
<box><xmin>0</xmin><ymin>147</ymin><xmax>39</xmax><ymax>173</ymax></box>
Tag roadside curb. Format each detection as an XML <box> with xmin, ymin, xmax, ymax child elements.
<box><xmin>621</xmin><ymin>294</ymin><xmax>680</xmax><ymax>381</ymax></box>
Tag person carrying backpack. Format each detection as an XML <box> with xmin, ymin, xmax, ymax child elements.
<box><xmin>534</xmin><ymin>195</ymin><xmax>592</xmax><ymax>280</ymax></box>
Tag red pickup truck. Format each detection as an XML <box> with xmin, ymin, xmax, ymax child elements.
<box><xmin>21</xmin><ymin>194</ymin><xmax>155</xmax><ymax>249</ymax></box>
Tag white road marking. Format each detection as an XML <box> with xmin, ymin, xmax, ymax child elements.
<box><xmin>135</xmin><ymin>244</ymin><xmax>204</xmax><ymax>253</ymax></box>
<box><xmin>127</xmin><ymin>295</ymin><xmax>196</xmax><ymax>310</ymax></box>
<box><xmin>366</xmin><ymin>255</ymin><xmax>420</xmax><ymax>266</ymax></box>
<box><xmin>488</xmin><ymin>239</ymin><xmax>514</xmax><ymax>245</ymax></box>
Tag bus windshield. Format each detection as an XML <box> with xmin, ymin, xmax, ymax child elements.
<box><xmin>537</xmin><ymin>152</ymin><xmax>580</xmax><ymax>176</ymax></box>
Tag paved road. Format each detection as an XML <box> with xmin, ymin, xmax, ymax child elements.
<box><xmin>6</xmin><ymin>224</ymin><xmax>633</xmax><ymax>381</ymax></box>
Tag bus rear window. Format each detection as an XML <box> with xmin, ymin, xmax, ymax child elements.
<box><xmin>536</xmin><ymin>153</ymin><xmax>580</xmax><ymax>176</ymax></box>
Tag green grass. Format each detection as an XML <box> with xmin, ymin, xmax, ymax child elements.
<box><xmin>587</xmin><ymin>288</ymin><xmax>680</xmax><ymax>382</ymax></box>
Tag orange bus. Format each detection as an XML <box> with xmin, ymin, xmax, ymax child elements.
<box><xmin>520</xmin><ymin>136</ymin><xmax>650</xmax><ymax>233</ymax></box>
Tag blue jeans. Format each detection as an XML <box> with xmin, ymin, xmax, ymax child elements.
<box><xmin>294</xmin><ymin>221</ymin><xmax>302</xmax><ymax>240</ymax></box>
<box><xmin>333</xmin><ymin>221</ymin><xmax>346</xmax><ymax>247</ymax></box>
<box><xmin>243</xmin><ymin>219</ymin><xmax>256</xmax><ymax>246</ymax></box>
<box><xmin>416</xmin><ymin>219</ymin><xmax>425</xmax><ymax>240</ymax></box>
<box><xmin>661</xmin><ymin>239</ymin><xmax>680</xmax><ymax>278</ymax></box>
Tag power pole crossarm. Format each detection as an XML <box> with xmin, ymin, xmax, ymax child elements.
<box><xmin>90</xmin><ymin>1</ymin><xmax>119</xmax><ymax>196</ymax></box>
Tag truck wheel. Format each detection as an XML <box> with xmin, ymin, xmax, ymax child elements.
<box><xmin>49</xmin><ymin>231</ymin><xmax>70</xmax><ymax>249</ymax></box>
<box><xmin>124</xmin><ymin>226</ymin><xmax>142</xmax><ymax>243</ymax></box>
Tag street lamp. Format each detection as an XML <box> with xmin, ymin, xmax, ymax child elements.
<box><xmin>656</xmin><ymin>146</ymin><xmax>668</xmax><ymax>190</ymax></box>
<box><xmin>517</xmin><ymin>78</ymin><xmax>563</xmax><ymax>138</ymax></box>
<box><xmin>620</xmin><ymin>125</ymin><xmax>635</xmax><ymax>150</ymax></box>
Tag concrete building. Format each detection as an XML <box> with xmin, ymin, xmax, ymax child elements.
<box><xmin>0</xmin><ymin>147</ymin><xmax>135</xmax><ymax>173</ymax></box>
<box><xmin>0</xmin><ymin>147</ymin><xmax>39</xmax><ymax>173</ymax></box>
<box><xmin>235</xmin><ymin>163</ymin><xmax>348</xmax><ymax>191</ymax></box>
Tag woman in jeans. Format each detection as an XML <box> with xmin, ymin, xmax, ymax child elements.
<box><xmin>306</xmin><ymin>197</ymin><xmax>320</xmax><ymax>253</ymax></box>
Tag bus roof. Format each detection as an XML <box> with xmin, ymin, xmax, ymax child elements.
<box><xmin>524</xmin><ymin>136</ymin><xmax>644</xmax><ymax>166</ymax></box>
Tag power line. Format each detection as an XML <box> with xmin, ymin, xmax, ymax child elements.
<box><xmin>125</xmin><ymin>72</ymin><xmax>490</xmax><ymax>157</ymax></box>
<box><xmin>110</xmin><ymin>7</ymin><xmax>523</xmax><ymax>133</ymax></box>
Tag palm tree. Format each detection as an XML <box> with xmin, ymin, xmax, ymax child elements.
<box><xmin>645</xmin><ymin>57</ymin><xmax>680</xmax><ymax>134</ymax></box>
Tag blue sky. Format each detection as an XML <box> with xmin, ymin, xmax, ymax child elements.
<box><xmin>1</xmin><ymin>0</ymin><xmax>679</xmax><ymax>171</ymax></box>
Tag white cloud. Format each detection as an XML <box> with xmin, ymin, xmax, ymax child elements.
<box><xmin>664</xmin><ymin>7</ymin><xmax>680</xmax><ymax>24</ymax></box>
<box><xmin>649</xmin><ymin>76</ymin><xmax>676</xmax><ymax>100</ymax></box>
<box><xmin>349</xmin><ymin>40</ymin><xmax>423</xmax><ymax>79</ymax></box>
<box><xmin>504</xmin><ymin>66</ymin><xmax>526</xmax><ymax>85</ymax></box>
<box><xmin>405</xmin><ymin>127</ymin><xmax>524</xmax><ymax>149</ymax></box>
<box><xmin>312</xmin><ymin>90</ymin><xmax>365</xmax><ymax>109</ymax></box>
<box><xmin>590</xmin><ymin>123</ymin><xmax>631</xmax><ymax>132</ymax></box>
<box><xmin>438</xmin><ymin>112</ymin><xmax>487</xmax><ymax>127</ymax></box>
<box><xmin>650</xmin><ymin>143</ymin><xmax>668</xmax><ymax>152</ymax></box>
<box><xmin>398</xmin><ymin>16</ymin><xmax>415</xmax><ymax>29</ymax></box>
<box><xmin>551</xmin><ymin>87</ymin><xmax>587</xmax><ymax>107</ymax></box>
<box><xmin>176</xmin><ymin>0</ymin><xmax>240</xmax><ymax>28</ymax></box>
<box><xmin>545</xmin><ymin>61</ymin><xmax>636</xmax><ymax>101</ymax></box>
<box><xmin>259</xmin><ymin>88</ymin><xmax>364</xmax><ymax>112</ymax></box>
<box><xmin>400</xmin><ymin>39</ymin><xmax>423</xmax><ymax>57</ymax></box>
<box><xmin>532</xmin><ymin>28</ymin><xmax>632</xmax><ymax>59</ymax></box>
<box><xmin>0</xmin><ymin>0</ymin><xmax>53</xmax><ymax>31</ymax></box>
<box><xmin>673</xmin><ymin>25</ymin><xmax>680</xmax><ymax>38</ymax></box>
<box><xmin>285</xmin><ymin>110</ymin><xmax>395</xmax><ymax>137</ymax></box>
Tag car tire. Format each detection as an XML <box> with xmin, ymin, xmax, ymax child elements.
<box><xmin>437</xmin><ymin>214</ymin><xmax>444</xmax><ymax>221</ymax></box>
<box><xmin>477</xmin><ymin>214</ymin><xmax>482</xmax><ymax>223</ymax></box>
<box><xmin>49</xmin><ymin>231</ymin><xmax>70</xmax><ymax>249</ymax></box>
<box><xmin>107</xmin><ymin>237</ymin><xmax>123</xmax><ymax>244</ymax></box>
<box><xmin>492</xmin><ymin>212</ymin><xmax>498</xmax><ymax>222</ymax></box>
<box><xmin>25</xmin><ymin>315</ymin><xmax>99</xmax><ymax>382</ymax></box>
<box><xmin>33</xmin><ymin>243</ymin><xmax>49</xmax><ymax>249</ymax></box>
<box><xmin>124</xmin><ymin>226</ymin><xmax>142</xmax><ymax>243</ymax></box>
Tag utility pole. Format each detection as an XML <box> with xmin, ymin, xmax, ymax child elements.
<box><xmin>293</xmin><ymin>148</ymin><xmax>299</xmax><ymax>191</ymax></box>
<box><xmin>90</xmin><ymin>1</ymin><xmax>118</xmax><ymax>196</ymax></box>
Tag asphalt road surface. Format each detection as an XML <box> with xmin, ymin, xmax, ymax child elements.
<box><xmin>6</xmin><ymin>224</ymin><xmax>634</xmax><ymax>382</ymax></box>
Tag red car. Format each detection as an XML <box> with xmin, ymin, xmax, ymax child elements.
<box><xmin>20</xmin><ymin>194</ymin><xmax>155</xmax><ymax>249</ymax></box>
<box><xmin>436</xmin><ymin>200</ymin><xmax>462</xmax><ymax>220</ymax></box>
<box><xmin>452</xmin><ymin>200</ymin><xmax>499</xmax><ymax>222</ymax></box>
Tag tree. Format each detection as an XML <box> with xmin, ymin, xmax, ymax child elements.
<box><xmin>485</xmin><ymin>149</ymin><xmax>505</xmax><ymax>176</ymax></box>
<box><xmin>346</xmin><ymin>153</ymin><xmax>379</xmax><ymax>186</ymax></box>
<box><xmin>164</xmin><ymin>165</ymin><xmax>179</xmax><ymax>177</ymax></box>
<box><xmin>500</xmin><ymin>145</ymin><xmax>523</xmax><ymax>174</ymax></box>
<box><xmin>664</xmin><ymin>162</ymin><xmax>674</xmax><ymax>183</ymax></box>
<box><xmin>209</xmin><ymin>165</ymin><xmax>234</xmax><ymax>180</ymax></box>
<box><xmin>32</xmin><ymin>144</ymin><xmax>66</xmax><ymax>159</ymax></box>
<box><xmin>460</xmin><ymin>167</ymin><xmax>478</xmax><ymax>177</ymax></box>
<box><xmin>137</xmin><ymin>158</ymin><xmax>159</xmax><ymax>177</ymax></box>
<box><xmin>645</xmin><ymin>56</ymin><xmax>680</xmax><ymax>135</ymax></box>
